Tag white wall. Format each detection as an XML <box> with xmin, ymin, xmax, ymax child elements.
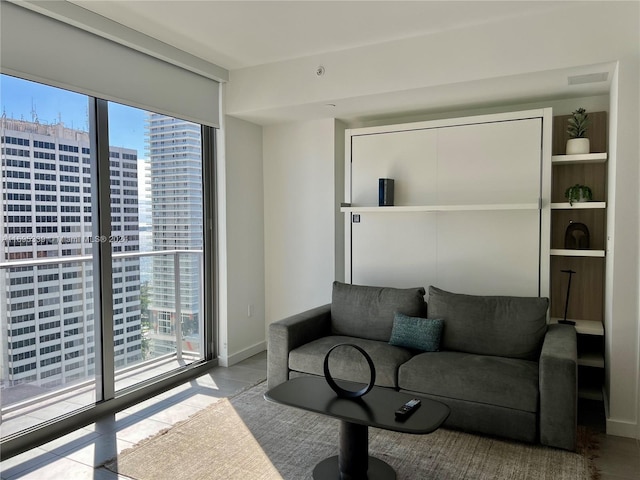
<box><xmin>263</xmin><ymin>119</ymin><xmax>345</xmax><ymax>325</ymax></box>
<box><xmin>605</xmin><ymin>57</ymin><xmax>640</xmax><ymax>438</ymax></box>
<box><xmin>219</xmin><ymin>115</ymin><xmax>265</xmax><ymax>366</ymax></box>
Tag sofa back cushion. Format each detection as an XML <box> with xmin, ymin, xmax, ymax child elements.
<box><xmin>428</xmin><ymin>286</ymin><xmax>548</xmax><ymax>360</ymax></box>
<box><xmin>331</xmin><ymin>281</ymin><xmax>426</xmax><ymax>342</ymax></box>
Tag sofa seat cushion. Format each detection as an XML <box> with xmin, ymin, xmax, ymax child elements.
<box><xmin>398</xmin><ymin>351</ymin><xmax>539</xmax><ymax>412</ymax></box>
<box><xmin>331</xmin><ymin>281</ymin><xmax>426</xmax><ymax>342</ymax></box>
<box><xmin>428</xmin><ymin>286</ymin><xmax>548</xmax><ymax>360</ymax></box>
<box><xmin>289</xmin><ymin>335</ymin><xmax>413</xmax><ymax>388</ymax></box>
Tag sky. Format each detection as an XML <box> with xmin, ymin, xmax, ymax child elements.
<box><xmin>1</xmin><ymin>74</ymin><xmax>147</xmax><ymax>156</ymax></box>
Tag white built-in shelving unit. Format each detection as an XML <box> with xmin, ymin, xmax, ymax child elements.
<box><xmin>550</xmin><ymin>113</ymin><xmax>608</xmax><ymax>402</ymax></box>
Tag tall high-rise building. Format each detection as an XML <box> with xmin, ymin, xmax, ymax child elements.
<box><xmin>0</xmin><ymin>117</ymin><xmax>141</xmax><ymax>393</ymax></box>
<box><xmin>146</xmin><ymin>114</ymin><xmax>202</xmax><ymax>356</ymax></box>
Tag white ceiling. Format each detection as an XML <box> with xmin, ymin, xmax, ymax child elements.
<box><xmin>242</xmin><ymin>62</ymin><xmax>615</xmax><ymax>125</ymax></box>
<box><xmin>68</xmin><ymin>1</ymin><xmax>613</xmax><ymax>124</ymax></box>
<box><xmin>71</xmin><ymin>1</ymin><xmax>570</xmax><ymax>70</ymax></box>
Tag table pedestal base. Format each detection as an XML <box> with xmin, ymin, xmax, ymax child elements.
<box><xmin>313</xmin><ymin>456</ymin><xmax>396</xmax><ymax>480</ymax></box>
<box><xmin>312</xmin><ymin>421</ymin><xmax>396</xmax><ymax>479</ymax></box>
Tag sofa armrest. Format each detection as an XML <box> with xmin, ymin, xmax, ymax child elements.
<box><xmin>539</xmin><ymin>323</ymin><xmax>578</xmax><ymax>451</ymax></box>
<box><xmin>267</xmin><ymin>304</ymin><xmax>332</xmax><ymax>389</ymax></box>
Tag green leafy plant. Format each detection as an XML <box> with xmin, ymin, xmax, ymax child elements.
<box><xmin>567</xmin><ymin>108</ymin><xmax>589</xmax><ymax>139</ymax></box>
<box><xmin>564</xmin><ymin>184</ymin><xmax>592</xmax><ymax>206</ymax></box>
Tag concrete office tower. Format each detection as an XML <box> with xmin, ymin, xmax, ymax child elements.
<box><xmin>0</xmin><ymin>117</ymin><xmax>141</xmax><ymax>394</ymax></box>
<box><xmin>146</xmin><ymin>114</ymin><xmax>202</xmax><ymax>357</ymax></box>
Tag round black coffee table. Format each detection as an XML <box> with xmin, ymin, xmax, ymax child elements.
<box><xmin>265</xmin><ymin>376</ymin><xmax>450</xmax><ymax>479</ymax></box>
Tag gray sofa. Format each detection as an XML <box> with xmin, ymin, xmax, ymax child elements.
<box><xmin>268</xmin><ymin>282</ymin><xmax>577</xmax><ymax>451</ymax></box>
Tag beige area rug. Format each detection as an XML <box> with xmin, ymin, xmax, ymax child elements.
<box><xmin>104</xmin><ymin>382</ymin><xmax>599</xmax><ymax>480</ymax></box>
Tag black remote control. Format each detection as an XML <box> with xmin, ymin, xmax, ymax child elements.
<box><xmin>395</xmin><ymin>398</ymin><xmax>421</xmax><ymax>420</ymax></box>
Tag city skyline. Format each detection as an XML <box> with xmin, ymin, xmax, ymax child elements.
<box><xmin>1</xmin><ymin>74</ymin><xmax>147</xmax><ymax>160</ymax></box>
<box><xmin>1</xmin><ymin>116</ymin><xmax>143</xmax><ymax>396</ymax></box>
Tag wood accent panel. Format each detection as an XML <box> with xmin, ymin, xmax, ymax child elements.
<box><xmin>549</xmin><ymin>256</ymin><xmax>604</xmax><ymax>321</ymax></box>
<box><xmin>552</xmin><ymin>111</ymin><xmax>608</xmax><ymax>155</ymax></box>
<box><xmin>551</xmin><ymin>163</ymin><xmax>607</xmax><ymax>203</ymax></box>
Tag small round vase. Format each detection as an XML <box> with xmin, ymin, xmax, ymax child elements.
<box><xmin>566</xmin><ymin>138</ymin><xmax>590</xmax><ymax>155</ymax></box>
<box><xmin>575</xmin><ymin>192</ymin><xmax>589</xmax><ymax>203</ymax></box>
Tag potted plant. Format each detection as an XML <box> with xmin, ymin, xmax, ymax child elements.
<box><xmin>565</xmin><ymin>184</ymin><xmax>592</xmax><ymax>205</ymax></box>
<box><xmin>566</xmin><ymin>108</ymin><xmax>590</xmax><ymax>154</ymax></box>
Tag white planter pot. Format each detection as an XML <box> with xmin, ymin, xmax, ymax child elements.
<box><xmin>566</xmin><ymin>138</ymin><xmax>590</xmax><ymax>155</ymax></box>
<box><xmin>575</xmin><ymin>192</ymin><xmax>589</xmax><ymax>203</ymax></box>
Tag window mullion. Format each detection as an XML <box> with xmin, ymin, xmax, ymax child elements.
<box><xmin>201</xmin><ymin>125</ymin><xmax>216</xmax><ymax>361</ymax></box>
<box><xmin>89</xmin><ymin>98</ymin><xmax>115</xmax><ymax>400</ymax></box>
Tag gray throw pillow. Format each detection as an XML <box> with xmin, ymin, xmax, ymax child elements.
<box><xmin>389</xmin><ymin>312</ymin><xmax>443</xmax><ymax>352</ymax></box>
<box><xmin>428</xmin><ymin>286</ymin><xmax>548</xmax><ymax>360</ymax></box>
<box><xmin>331</xmin><ymin>281</ymin><xmax>426</xmax><ymax>342</ymax></box>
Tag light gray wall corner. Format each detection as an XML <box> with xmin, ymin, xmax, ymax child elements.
<box><xmin>605</xmin><ymin>55</ymin><xmax>640</xmax><ymax>438</ymax></box>
<box><xmin>221</xmin><ymin>115</ymin><xmax>265</xmax><ymax>365</ymax></box>
<box><xmin>263</xmin><ymin>119</ymin><xmax>342</xmax><ymax>327</ymax></box>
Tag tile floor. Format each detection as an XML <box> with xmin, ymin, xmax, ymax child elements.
<box><xmin>1</xmin><ymin>351</ymin><xmax>639</xmax><ymax>479</ymax></box>
<box><xmin>578</xmin><ymin>399</ymin><xmax>640</xmax><ymax>480</ymax></box>
<box><xmin>1</xmin><ymin>353</ymin><xmax>268</xmax><ymax>480</ymax></box>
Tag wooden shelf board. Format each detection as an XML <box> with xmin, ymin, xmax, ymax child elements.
<box><xmin>550</xmin><ymin>202</ymin><xmax>606</xmax><ymax>210</ymax></box>
<box><xmin>550</xmin><ymin>249</ymin><xmax>605</xmax><ymax>257</ymax></box>
<box><xmin>340</xmin><ymin>203</ymin><xmax>539</xmax><ymax>213</ymax></box>
<box><xmin>578</xmin><ymin>351</ymin><xmax>605</xmax><ymax>368</ymax></box>
<box><xmin>578</xmin><ymin>386</ymin><xmax>604</xmax><ymax>401</ymax></box>
<box><xmin>552</xmin><ymin>153</ymin><xmax>607</xmax><ymax>164</ymax></box>
<box><xmin>549</xmin><ymin>318</ymin><xmax>604</xmax><ymax>336</ymax></box>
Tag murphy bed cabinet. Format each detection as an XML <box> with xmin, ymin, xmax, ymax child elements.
<box><xmin>342</xmin><ymin>109</ymin><xmax>552</xmax><ymax>305</ymax></box>
<box><xmin>549</xmin><ymin>111</ymin><xmax>607</xmax><ymax>402</ymax></box>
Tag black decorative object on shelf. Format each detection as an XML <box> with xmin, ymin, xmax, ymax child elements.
<box><xmin>559</xmin><ymin>269</ymin><xmax>577</xmax><ymax>326</ymax></box>
<box><xmin>378</xmin><ymin>178</ymin><xmax>394</xmax><ymax>206</ymax></box>
<box><xmin>564</xmin><ymin>221</ymin><xmax>590</xmax><ymax>249</ymax></box>
<box><xmin>323</xmin><ymin>344</ymin><xmax>376</xmax><ymax>399</ymax></box>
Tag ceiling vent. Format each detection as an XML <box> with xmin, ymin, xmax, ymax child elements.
<box><xmin>568</xmin><ymin>72</ymin><xmax>609</xmax><ymax>85</ymax></box>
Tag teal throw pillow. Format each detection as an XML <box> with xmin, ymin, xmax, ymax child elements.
<box><xmin>389</xmin><ymin>312</ymin><xmax>443</xmax><ymax>352</ymax></box>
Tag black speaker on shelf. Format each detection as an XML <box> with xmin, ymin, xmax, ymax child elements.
<box><xmin>378</xmin><ymin>178</ymin><xmax>394</xmax><ymax>206</ymax></box>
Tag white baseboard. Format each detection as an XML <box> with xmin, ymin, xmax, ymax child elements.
<box><xmin>606</xmin><ymin>417</ymin><xmax>639</xmax><ymax>439</ymax></box>
<box><xmin>218</xmin><ymin>341</ymin><xmax>266</xmax><ymax>367</ymax></box>
<box><xmin>586</xmin><ymin>384</ymin><xmax>638</xmax><ymax>439</ymax></box>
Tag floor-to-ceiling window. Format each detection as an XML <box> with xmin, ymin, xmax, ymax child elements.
<box><xmin>107</xmin><ymin>103</ymin><xmax>205</xmax><ymax>392</ymax></box>
<box><xmin>1</xmin><ymin>76</ymin><xmax>101</xmax><ymax>435</ymax></box>
<box><xmin>0</xmin><ymin>74</ymin><xmax>213</xmax><ymax>450</ymax></box>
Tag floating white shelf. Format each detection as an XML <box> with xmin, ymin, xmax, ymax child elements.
<box><xmin>550</xmin><ymin>202</ymin><xmax>606</xmax><ymax>209</ymax></box>
<box><xmin>551</xmin><ymin>153</ymin><xmax>607</xmax><ymax>164</ymax></box>
<box><xmin>550</xmin><ymin>249</ymin><xmax>605</xmax><ymax>257</ymax></box>
<box><xmin>340</xmin><ymin>203</ymin><xmax>539</xmax><ymax>213</ymax></box>
<box><xmin>549</xmin><ymin>317</ymin><xmax>604</xmax><ymax>336</ymax></box>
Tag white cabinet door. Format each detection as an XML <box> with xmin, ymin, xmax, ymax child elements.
<box><xmin>351</xmin><ymin>212</ymin><xmax>438</xmax><ymax>288</ymax></box>
<box><xmin>435</xmin><ymin>210</ymin><xmax>541</xmax><ymax>296</ymax></box>
<box><xmin>351</xmin><ymin>129</ymin><xmax>437</xmax><ymax>206</ymax></box>
<box><xmin>347</xmin><ymin>115</ymin><xmax>544</xmax><ymax>297</ymax></box>
<box><xmin>436</xmin><ymin>119</ymin><xmax>542</xmax><ymax>205</ymax></box>
<box><xmin>351</xmin><ymin>210</ymin><xmax>540</xmax><ymax>296</ymax></box>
